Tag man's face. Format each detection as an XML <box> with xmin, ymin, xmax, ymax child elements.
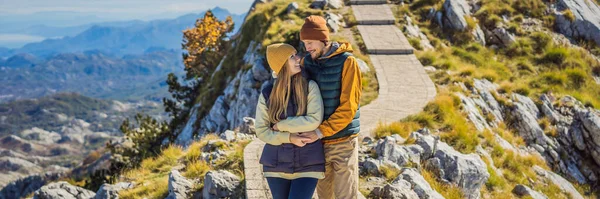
<box><xmin>302</xmin><ymin>40</ymin><xmax>326</xmax><ymax>59</ymax></box>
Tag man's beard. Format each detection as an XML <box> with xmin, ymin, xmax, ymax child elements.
<box><xmin>310</xmin><ymin>48</ymin><xmax>324</xmax><ymax>60</ymax></box>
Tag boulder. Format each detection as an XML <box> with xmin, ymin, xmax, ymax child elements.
<box><xmin>375</xmin><ymin>136</ymin><xmax>423</xmax><ymax>167</ymax></box>
<box><xmin>239</xmin><ymin>117</ymin><xmax>256</xmax><ymax>134</ymax></box>
<box><xmin>33</xmin><ymin>181</ymin><xmax>95</xmax><ymax>199</ymax></box>
<box><xmin>0</xmin><ymin>172</ymin><xmax>64</xmax><ymax>199</ymax></box>
<box><xmin>220</xmin><ymin>130</ymin><xmax>236</xmax><ymax>142</ymax></box>
<box><xmin>492</xmin><ymin>27</ymin><xmax>516</xmax><ymax>46</ymax></box>
<box><xmin>166</xmin><ymin>170</ymin><xmax>193</xmax><ymax>199</ymax></box>
<box><xmin>286</xmin><ymin>2</ymin><xmax>299</xmax><ymax>14</ymax></box>
<box><xmin>442</xmin><ymin>0</ymin><xmax>472</xmax><ymax>30</ymax></box>
<box><xmin>399</xmin><ymin>168</ymin><xmax>444</xmax><ymax>199</ymax></box>
<box><xmin>380</xmin><ymin>179</ymin><xmax>420</xmax><ymax>199</ymax></box>
<box><xmin>356</xmin><ymin>59</ymin><xmax>370</xmax><ymax>73</ymax></box>
<box><xmin>251</xmin><ymin>57</ymin><xmax>270</xmax><ymax>82</ymax></box>
<box><xmin>94</xmin><ymin>182</ymin><xmax>134</xmax><ymax>199</ymax></box>
<box><xmin>327</xmin><ymin>0</ymin><xmax>344</xmax><ymax>9</ymax></box>
<box><xmin>554</xmin><ymin>0</ymin><xmax>600</xmax><ymax>46</ymax></box>
<box><xmin>309</xmin><ymin>0</ymin><xmax>326</xmax><ymax>9</ymax></box>
<box><xmin>512</xmin><ymin>184</ymin><xmax>548</xmax><ymax>199</ymax></box>
<box><xmin>413</xmin><ymin>132</ymin><xmax>489</xmax><ymax>199</ymax></box>
<box><xmin>510</xmin><ymin>94</ymin><xmax>547</xmax><ymax>146</ymax></box>
<box><xmin>533</xmin><ymin>166</ymin><xmax>584</xmax><ymax>199</ymax></box>
<box><xmin>202</xmin><ymin>170</ymin><xmax>241</xmax><ymax>199</ymax></box>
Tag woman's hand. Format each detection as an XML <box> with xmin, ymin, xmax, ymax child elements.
<box><xmin>289</xmin><ymin>134</ymin><xmax>311</xmax><ymax>147</ymax></box>
<box><xmin>272</xmin><ymin>123</ymin><xmax>280</xmax><ymax>131</ymax></box>
<box><xmin>298</xmin><ymin>131</ymin><xmax>319</xmax><ymax>143</ymax></box>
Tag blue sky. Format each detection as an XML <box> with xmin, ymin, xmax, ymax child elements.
<box><xmin>0</xmin><ymin>0</ymin><xmax>252</xmax><ymax>20</ymax></box>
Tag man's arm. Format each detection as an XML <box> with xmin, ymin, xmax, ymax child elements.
<box><xmin>317</xmin><ymin>56</ymin><xmax>362</xmax><ymax>137</ymax></box>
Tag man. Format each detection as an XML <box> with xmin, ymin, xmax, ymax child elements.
<box><xmin>285</xmin><ymin>15</ymin><xmax>362</xmax><ymax>199</ymax></box>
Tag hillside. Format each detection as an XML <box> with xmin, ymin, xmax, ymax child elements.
<box><xmin>3</xmin><ymin>0</ymin><xmax>600</xmax><ymax>198</ymax></box>
<box><xmin>0</xmin><ymin>92</ymin><xmax>166</xmax><ymax>189</ymax></box>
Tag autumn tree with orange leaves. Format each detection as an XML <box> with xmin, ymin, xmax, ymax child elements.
<box><xmin>163</xmin><ymin>10</ymin><xmax>234</xmax><ymax>131</ymax></box>
<box><xmin>182</xmin><ymin>10</ymin><xmax>233</xmax><ymax>80</ymax></box>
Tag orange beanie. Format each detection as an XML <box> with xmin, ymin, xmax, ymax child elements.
<box><xmin>300</xmin><ymin>15</ymin><xmax>329</xmax><ymax>41</ymax></box>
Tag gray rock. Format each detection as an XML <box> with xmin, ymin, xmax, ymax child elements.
<box><xmin>286</xmin><ymin>2</ymin><xmax>299</xmax><ymax>14</ymax></box>
<box><xmin>251</xmin><ymin>57</ymin><xmax>270</xmax><ymax>82</ymax></box>
<box><xmin>375</xmin><ymin>137</ymin><xmax>423</xmax><ymax>167</ymax></box>
<box><xmin>473</xmin><ymin>25</ymin><xmax>486</xmax><ymax>46</ymax></box>
<box><xmin>220</xmin><ymin>130</ymin><xmax>236</xmax><ymax>142</ymax></box>
<box><xmin>511</xmin><ymin>94</ymin><xmax>547</xmax><ymax>145</ymax></box>
<box><xmin>512</xmin><ymin>184</ymin><xmax>548</xmax><ymax>199</ymax></box>
<box><xmin>554</xmin><ymin>0</ymin><xmax>600</xmax><ymax>46</ymax></box>
<box><xmin>533</xmin><ymin>166</ymin><xmax>584</xmax><ymax>199</ymax></box>
<box><xmin>399</xmin><ymin>168</ymin><xmax>444</xmax><ymax>199</ymax></box>
<box><xmin>492</xmin><ymin>27</ymin><xmax>515</xmax><ymax>46</ymax></box>
<box><xmin>577</xmin><ymin>109</ymin><xmax>600</xmax><ymax>165</ymax></box>
<box><xmin>94</xmin><ymin>182</ymin><xmax>134</xmax><ymax>199</ymax></box>
<box><xmin>540</xmin><ymin>94</ymin><xmax>560</xmax><ymax>123</ymax></box>
<box><xmin>404</xmin><ymin>15</ymin><xmax>435</xmax><ymax>50</ymax></box>
<box><xmin>380</xmin><ymin>179</ymin><xmax>420</xmax><ymax>199</ymax></box>
<box><xmin>442</xmin><ymin>0</ymin><xmax>472</xmax><ymax>30</ymax></box>
<box><xmin>361</xmin><ymin>158</ymin><xmax>381</xmax><ymax>176</ymax></box>
<box><xmin>239</xmin><ymin>117</ymin><xmax>256</xmax><ymax>134</ymax></box>
<box><xmin>356</xmin><ymin>59</ymin><xmax>370</xmax><ymax>73</ymax></box>
<box><xmin>326</xmin><ymin>0</ymin><xmax>343</xmax><ymax>9</ymax></box>
<box><xmin>202</xmin><ymin>170</ymin><xmax>241</xmax><ymax>199</ymax></box>
<box><xmin>413</xmin><ymin>132</ymin><xmax>489</xmax><ymax>199</ymax></box>
<box><xmin>309</xmin><ymin>0</ymin><xmax>326</xmax><ymax>9</ymax></box>
<box><xmin>0</xmin><ymin>172</ymin><xmax>64</xmax><ymax>199</ymax></box>
<box><xmin>423</xmin><ymin>66</ymin><xmax>437</xmax><ymax>72</ymax></box>
<box><xmin>457</xmin><ymin>93</ymin><xmax>490</xmax><ymax>132</ymax></box>
<box><xmin>33</xmin><ymin>181</ymin><xmax>95</xmax><ymax>199</ymax></box>
<box><xmin>166</xmin><ymin>170</ymin><xmax>193</xmax><ymax>199</ymax></box>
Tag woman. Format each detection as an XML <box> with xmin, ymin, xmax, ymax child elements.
<box><xmin>255</xmin><ymin>43</ymin><xmax>325</xmax><ymax>199</ymax></box>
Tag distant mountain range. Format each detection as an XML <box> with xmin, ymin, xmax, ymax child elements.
<box><xmin>0</xmin><ymin>50</ymin><xmax>184</xmax><ymax>103</ymax></box>
<box><xmin>0</xmin><ymin>7</ymin><xmax>245</xmax><ymax>58</ymax></box>
<box><xmin>0</xmin><ymin>7</ymin><xmax>245</xmax><ymax>103</ymax></box>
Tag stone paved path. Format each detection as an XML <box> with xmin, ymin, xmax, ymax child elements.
<box><xmin>244</xmin><ymin>0</ymin><xmax>437</xmax><ymax>198</ymax></box>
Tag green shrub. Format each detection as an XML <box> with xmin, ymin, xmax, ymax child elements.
<box><xmin>409</xmin><ymin>38</ymin><xmax>423</xmax><ymax>50</ymax></box>
<box><xmin>541</xmin><ymin>47</ymin><xmax>570</xmax><ymax>67</ymax></box>
<box><xmin>566</xmin><ymin>69</ymin><xmax>588</xmax><ymax>89</ymax></box>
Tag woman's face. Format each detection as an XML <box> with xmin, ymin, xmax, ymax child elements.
<box><xmin>287</xmin><ymin>51</ymin><xmax>301</xmax><ymax>76</ymax></box>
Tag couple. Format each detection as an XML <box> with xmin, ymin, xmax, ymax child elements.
<box><xmin>255</xmin><ymin>15</ymin><xmax>363</xmax><ymax>199</ymax></box>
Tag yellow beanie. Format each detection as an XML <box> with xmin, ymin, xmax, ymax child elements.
<box><xmin>266</xmin><ymin>43</ymin><xmax>296</xmax><ymax>76</ymax></box>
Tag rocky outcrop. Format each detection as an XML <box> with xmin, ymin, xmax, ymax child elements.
<box><xmin>0</xmin><ymin>172</ymin><xmax>64</xmax><ymax>199</ymax></box>
<box><xmin>166</xmin><ymin>170</ymin><xmax>193</xmax><ymax>199</ymax></box>
<box><xmin>370</xmin><ymin>177</ymin><xmax>419</xmax><ymax>199</ymax></box>
<box><xmin>403</xmin><ymin>15</ymin><xmax>434</xmax><ymax>50</ymax></box>
<box><xmin>33</xmin><ymin>181</ymin><xmax>95</xmax><ymax>199</ymax></box>
<box><xmin>375</xmin><ymin>136</ymin><xmax>423</xmax><ymax>167</ymax></box>
<box><xmin>413</xmin><ymin>132</ymin><xmax>489</xmax><ymax>199</ymax></box>
<box><xmin>533</xmin><ymin>166</ymin><xmax>584</xmax><ymax>199</ymax></box>
<box><xmin>512</xmin><ymin>184</ymin><xmax>548</xmax><ymax>199</ymax></box>
<box><xmin>94</xmin><ymin>182</ymin><xmax>134</xmax><ymax>199</ymax></box>
<box><xmin>441</xmin><ymin>0</ymin><xmax>486</xmax><ymax>45</ymax></box>
<box><xmin>202</xmin><ymin>170</ymin><xmax>241</xmax><ymax>199</ymax></box>
<box><xmin>457</xmin><ymin>78</ymin><xmax>600</xmax><ymax>189</ymax></box>
<box><xmin>199</xmin><ymin>41</ymin><xmax>270</xmax><ymax>137</ymax></box>
<box><xmin>554</xmin><ymin>0</ymin><xmax>600</xmax><ymax>46</ymax></box>
<box><xmin>399</xmin><ymin>168</ymin><xmax>444</xmax><ymax>199</ymax></box>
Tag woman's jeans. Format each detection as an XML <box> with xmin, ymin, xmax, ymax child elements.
<box><xmin>266</xmin><ymin>177</ymin><xmax>318</xmax><ymax>199</ymax></box>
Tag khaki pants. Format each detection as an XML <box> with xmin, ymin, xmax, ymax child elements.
<box><xmin>316</xmin><ymin>137</ymin><xmax>359</xmax><ymax>199</ymax></box>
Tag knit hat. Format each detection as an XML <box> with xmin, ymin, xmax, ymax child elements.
<box><xmin>300</xmin><ymin>15</ymin><xmax>329</xmax><ymax>41</ymax></box>
<box><xmin>266</xmin><ymin>43</ymin><xmax>296</xmax><ymax>78</ymax></box>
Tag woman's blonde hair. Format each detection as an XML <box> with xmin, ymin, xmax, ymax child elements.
<box><xmin>267</xmin><ymin>60</ymin><xmax>308</xmax><ymax>124</ymax></box>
